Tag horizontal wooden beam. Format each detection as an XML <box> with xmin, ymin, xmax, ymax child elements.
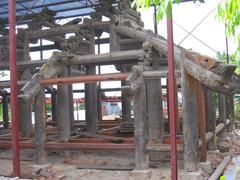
<box><xmin>25</xmin><ymin>21</ymin><xmax>110</xmax><ymax>39</ymax></box>
<box><xmin>40</xmin><ymin>73</ymin><xmax>129</xmax><ymax>86</ymax></box>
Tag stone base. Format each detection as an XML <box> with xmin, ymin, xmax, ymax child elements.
<box><xmin>181</xmin><ymin>170</ymin><xmax>203</xmax><ymax>180</ymax></box>
<box><xmin>199</xmin><ymin>161</ymin><xmax>212</xmax><ymax>175</ymax></box>
<box><xmin>130</xmin><ymin>169</ymin><xmax>151</xmax><ymax>180</ymax></box>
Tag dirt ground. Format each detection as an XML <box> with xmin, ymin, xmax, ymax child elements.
<box><xmin>1</xmin><ymin>129</ymin><xmax>240</xmax><ymax>180</ymax></box>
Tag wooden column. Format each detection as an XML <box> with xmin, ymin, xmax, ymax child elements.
<box><xmin>121</xmin><ymin>80</ymin><xmax>132</xmax><ymax>123</ymax></box>
<box><xmin>56</xmin><ymin>68</ymin><xmax>71</xmax><ymax>145</ymax></box>
<box><xmin>196</xmin><ymin>82</ymin><xmax>207</xmax><ymax>162</ymax></box>
<box><xmin>19</xmin><ymin>69</ymin><xmax>32</xmax><ymax>137</ymax></box>
<box><xmin>134</xmin><ymin>76</ymin><xmax>149</xmax><ymax>170</ymax></box>
<box><xmin>181</xmin><ymin>67</ymin><xmax>199</xmax><ymax>172</ymax></box>
<box><xmin>85</xmin><ymin>30</ymin><xmax>98</xmax><ymax>134</ymax></box>
<box><xmin>85</xmin><ymin>65</ymin><xmax>98</xmax><ymax>134</ymax></box>
<box><xmin>2</xmin><ymin>92</ymin><xmax>9</xmax><ymax>129</ymax></box>
<box><xmin>34</xmin><ymin>87</ymin><xmax>47</xmax><ymax>164</ymax></box>
<box><xmin>146</xmin><ymin>78</ymin><xmax>164</xmax><ymax>143</ymax></box>
<box><xmin>97</xmin><ymin>86</ymin><xmax>103</xmax><ymax>122</ymax></box>
<box><xmin>51</xmin><ymin>88</ymin><xmax>57</xmax><ymax>125</ymax></box>
<box><xmin>226</xmin><ymin>95</ymin><xmax>235</xmax><ymax>131</ymax></box>
<box><xmin>218</xmin><ymin>93</ymin><xmax>227</xmax><ymax>138</ymax></box>
<box><xmin>205</xmin><ymin>89</ymin><xmax>217</xmax><ymax>151</ymax></box>
<box><xmin>68</xmin><ymin>69</ymin><xmax>74</xmax><ymax>131</ymax></box>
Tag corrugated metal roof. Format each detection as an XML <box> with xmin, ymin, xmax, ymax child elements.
<box><xmin>0</xmin><ymin>0</ymin><xmax>118</xmax><ymax>25</ymax></box>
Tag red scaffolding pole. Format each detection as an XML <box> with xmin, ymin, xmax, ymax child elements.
<box><xmin>167</xmin><ymin>6</ymin><xmax>178</xmax><ymax>180</ymax></box>
<box><xmin>8</xmin><ymin>0</ymin><xmax>21</xmax><ymax>177</ymax></box>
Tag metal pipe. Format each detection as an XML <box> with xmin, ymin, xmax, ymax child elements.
<box><xmin>0</xmin><ymin>141</ymin><xmax>134</xmax><ymax>151</ymax></box>
<box><xmin>167</xmin><ymin>6</ymin><xmax>178</xmax><ymax>180</ymax></box>
<box><xmin>40</xmin><ymin>73</ymin><xmax>129</xmax><ymax>86</ymax></box>
<box><xmin>8</xmin><ymin>0</ymin><xmax>20</xmax><ymax>177</ymax></box>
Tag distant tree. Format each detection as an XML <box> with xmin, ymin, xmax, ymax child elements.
<box><xmin>132</xmin><ymin>0</ymin><xmax>240</xmax><ymax>55</ymax></box>
<box><xmin>217</xmin><ymin>0</ymin><xmax>240</xmax><ymax>56</ymax></box>
<box><xmin>217</xmin><ymin>51</ymin><xmax>240</xmax><ymax>74</ymax></box>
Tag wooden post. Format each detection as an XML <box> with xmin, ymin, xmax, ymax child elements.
<box><xmin>121</xmin><ymin>80</ymin><xmax>132</xmax><ymax>124</ymax></box>
<box><xmin>205</xmin><ymin>89</ymin><xmax>217</xmax><ymax>151</ymax></box>
<box><xmin>196</xmin><ymin>82</ymin><xmax>207</xmax><ymax>162</ymax></box>
<box><xmin>19</xmin><ymin>69</ymin><xmax>32</xmax><ymax>137</ymax></box>
<box><xmin>2</xmin><ymin>92</ymin><xmax>9</xmax><ymax>129</ymax></box>
<box><xmin>85</xmin><ymin>65</ymin><xmax>98</xmax><ymax>134</ymax></box>
<box><xmin>146</xmin><ymin>78</ymin><xmax>164</xmax><ymax>143</ymax></box>
<box><xmin>134</xmin><ymin>76</ymin><xmax>149</xmax><ymax>170</ymax></box>
<box><xmin>181</xmin><ymin>66</ymin><xmax>199</xmax><ymax>172</ymax></box>
<box><xmin>34</xmin><ymin>87</ymin><xmax>47</xmax><ymax>164</ymax></box>
<box><xmin>218</xmin><ymin>93</ymin><xmax>227</xmax><ymax>138</ymax></box>
<box><xmin>226</xmin><ymin>95</ymin><xmax>235</xmax><ymax>131</ymax></box>
<box><xmin>56</xmin><ymin>68</ymin><xmax>71</xmax><ymax>147</ymax></box>
<box><xmin>68</xmin><ymin>67</ymin><xmax>74</xmax><ymax>131</ymax></box>
<box><xmin>51</xmin><ymin>88</ymin><xmax>57</xmax><ymax>125</ymax></box>
<box><xmin>85</xmin><ymin>30</ymin><xmax>98</xmax><ymax>134</ymax></box>
<box><xmin>97</xmin><ymin>86</ymin><xmax>103</xmax><ymax>122</ymax></box>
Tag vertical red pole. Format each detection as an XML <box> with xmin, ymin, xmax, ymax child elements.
<box><xmin>8</xmin><ymin>0</ymin><xmax>20</xmax><ymax>177</ymax></box>
<box><xmin>167</xmin><ymin>5</ymin><xmax>178</xmax><ymax>180</ymax></box>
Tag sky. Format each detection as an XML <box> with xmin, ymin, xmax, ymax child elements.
<box><xmin>1</xmin><ymin>0</ymin><xmax>237</xmax><ymax>97</ymax></box>
<box><xmin>141</xmin><ymin>0</ymin><xmax>236</xmax><ymax>57</ymax></box>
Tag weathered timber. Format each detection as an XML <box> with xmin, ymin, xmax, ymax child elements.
<box><xmin>25</xmin><ymin>21</ymin><xmax>110</xmax><ymax>39</ymax></box>
<box><xmin>121</xmin><ymin>80</ymin><xmax>132</xmax><ymax>123</ymax></box>
<box><xmin>85</xmin><ymin>65</ymin><xmax>98</xmax><ymax>134</ymax></box>
<box><xmin>146</xmin><ymin>144</ymin><xmax>183</xmax><ymax>152</ymax></box>
<box><xmin>218</xmin><ymin>93</ymin><xmax>227</xmax><ymax>138</ymax></box>
<box><xmin>128</xmin><ymin>65</ymin><xmax>149</xmax><ymax>170</ymax></box>
<box><xmin>2</xmin><ymin>92</ymin><xmax>9</xmax><ymax>129</ymax></box>
<box><xmin>226</xmin><ymin>95</ymin><xmax>235</xmax><ymax>131</ymax></box>
<box><xmin>19</xmin><ymin>54</ymin><xmax>65</xmax><ymax>101</ymax></box>
<box><xmin>0</xmin><ymin>50</ymin><xmax>144</xmax><ymax>71</ymax></box>
<box><xmin>209</xmin><ymin>156</ymin><xmax>231</xmax><ymax>180</ymax></box>
<box><xmin>205</xmin><ymin>89</ymin><xmax>217</xmax><ymax>151</ymax></box>
<box><xmin>185</xmin><ymin>50</ymin><xmax>236</xmax><ymax>79</ymax></box>
<box><xmin>181</xmin><ymin>66</ymin><xmax>199</xmax><ymax>172</ymax></box>
<box><xmin>19</xmin><ymin>69</ymin><xmax>32</xmax><ymax>137</ymax></box>
<box><xmin>114</xmin><ymin>25</ymin><xmax>235</xmax><ymax>90</ymax></box>
<box><xmin>196</xmin><ymin>82</ymin><xmax>207</xmax><ymax>162</ymax></box>
<box><xmin>56</xmin><ymin>67</ymin><xmax>71</xmax><ymax>146</ymax></box>
<box><xmin>34</xmin><ymin>87</ymin><xmax>47</xmax><ymax>164</ymax></box>
<box><xmin>146</xmin><ymin>73</ymin><xmax>163</xmax><ymax>144</ymax></box>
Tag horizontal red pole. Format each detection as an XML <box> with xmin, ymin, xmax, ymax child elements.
<box><xmin>0</xmin><ymin>141</ymin><xmax>134</xmax><ymax>151</ymax></box>
<box><xmin>40</xmin><ymin>73</ymin><xmax>129</xmax><ymax>86</ymax></box>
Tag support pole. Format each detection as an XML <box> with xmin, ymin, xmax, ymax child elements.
<box><xmin>34</xmin><ymin>87</ymin><xmax>47</xmax><ymax>164</ymax></box>
<box><xmin>196</xmin><ymin>82</ymin><xmax>207</xmax><ymax>162</ymax></box>
<box><xmin>218</xmin><ymin>93</ymin><xmax>227</xmax><ymax>138</ymax></box>
<box><xmin>56</xmin><ymin>67</ymin><xmax>71</xmax><ymax>156</ymax></box>
<box><xmin>205</xmin><ymin>89</ymin><xmax>217</xmax><ymax>151</ymax></box>
<box><xmin>51</xmin><ymin>88</ymin><xmax>57</xmax><ymax>125</ymax></box>
<box><xmin>146</xmin><ymin>77</ymin><xmax>163</xmax><ymax>143</ymax></box>
<box><xmin>85</xmin><ymin>65</ymin><xmax>98</xmax><ymax>134</ymax></box>
<box><xmin>85</xmin><ymin>30</ymin><xmax>98</xmax><ymax>134</ymax></box>
<box><xmin>167</xmin><ymin>6</ymin><xmax>178</xmax><ymax>179</ymax></box>
<box><xmin>19</xmin><ymin>69</ymin><xmax>32</xmax><ymax>137</ymax></box>
<box><xmin>2</xmin><ymin>92</ymin><xmax>9</xmax><ymax>129</ymax></box>
<box><xmin>181</xmin><ymin>67</ymin><xmax>199</xmax><ymax>172</ymax></box>
<box><xmin>8</xmin><ymin>0</ymin><xmax>20</xmax><ymax>176</ymax></box>
<box><xmin>226</xmin><ymin>95</ymin><xmax>235</xmax><ymax>131</ymax></box>
<box><xmin>134</xmin><ymin>75</ymin><xmax>149</xmax><ymax>170</ymax></box>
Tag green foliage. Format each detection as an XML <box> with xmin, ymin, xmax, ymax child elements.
<box><xmin>217</xmin><ymin>51</ymin><xmax>240</xmax><ymax>74</ymax></box>
<box><xmin>218</xmin><ymin>0</ymin><xmax>240</xmax><ymax>55</ymax></box>
<box><xmin>132</xmin><ymin>0</ymin><xmax>204</xmax><ymax>21</ymax></box>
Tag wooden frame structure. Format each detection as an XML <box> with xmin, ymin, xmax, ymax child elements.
<box><xmin>0</xmin><ymin>0</ymin><xmax>239</xmax><ymax>178</ymax></box>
